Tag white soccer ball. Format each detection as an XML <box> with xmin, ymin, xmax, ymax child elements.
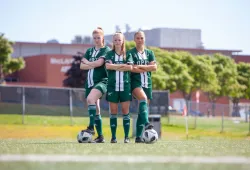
<box><xmin>142</xmin><ymin>129</ymin><xmax>158</xmax><ymax>144</ymax></box>
<box><xmin>77</xmin><ymin>131</ymin><xmax>92</xmax><ymax>143</ymax></box>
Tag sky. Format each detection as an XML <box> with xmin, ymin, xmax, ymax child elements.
<box><xmin>1</xmin><ymin>0</ymin><xmax>250</xmax><ymax>54</ymax></box>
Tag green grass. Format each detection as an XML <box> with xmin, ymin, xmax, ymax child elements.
<box><xmin>0</xmin><ymin>139</ymin><xmax>250</xmax><ymax>156</ymax></box>
<box><xmin>0</xmin><ymin>114</ymin><xmax>250</xmax><ymax>170</ymax></box>
<box><xmin>1</xmin><ymin>162</ymin><xmax>250</xmax><ymax>170</ymax></box>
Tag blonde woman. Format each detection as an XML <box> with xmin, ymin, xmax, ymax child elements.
<box><xmin>105</xmin><ymin>32</ymin><xmax>133</xmax><ymax>143</ymax></box>
<box><xmin>127</xmin><ymin>31</ymin><xmax>157</xmax><ymax>143</ymax></box>
<box><xmin>80</xmin><ymin>27</ymin><xmax>111</xmax><ymax>143</ymax></box>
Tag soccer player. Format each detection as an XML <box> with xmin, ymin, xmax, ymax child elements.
<box><xmin>105</xmin><ymin>32</ymin><xmax>133</xmax><ymax>143</ymax></box>
<box><xmin>127</xmin><ymin>31</ymin><xmax>157</xmax><ymax>143</ymax></box>
<box><xmin>80</xmin><ymin>27</ymin><xmax>111</xmax><ymax>143</ymax></box>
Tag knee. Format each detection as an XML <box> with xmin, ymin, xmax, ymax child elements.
<box><xmin>110</xmin><ymin>107</ymin><xmax>118</xmax><ymax>114</ymax></box>
<box><xmin>122</xmin><ymin>108</ymin><xmax>129</xmax><ymax>114</ymax></box>
<box><xmin>87</xmin><ymin>96</ymin><xmax>96</xmax><ymax>105</ymax></box>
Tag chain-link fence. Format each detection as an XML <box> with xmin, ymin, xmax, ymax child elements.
<box><xmin>0</xmin><ymin>85</ymin><xmax>169</xmax><ymax>125</ymax></box>
<box><xmin>168</xmin><ymin>99</ymin><xmax>250</xmax><ymax>135</ymax></box>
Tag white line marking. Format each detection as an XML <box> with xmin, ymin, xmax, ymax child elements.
<box><xmin>0</xmin><ymin>155</ymin><xmax>250</xmax><ymax>164</ymax></box>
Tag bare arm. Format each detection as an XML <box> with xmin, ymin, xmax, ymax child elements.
<box><xmin>116</xmin><ymin>64</ymin><xmax>132</xmax><ymax>71</ymax></box>
<box><xmin>131</xmin><ymin>65</ymin><xmax>147</xmax><ymax>73</ymax></box>
<box><xmin>80</xmin><ymin>63</ymin><xmax>94</xmax><ymax>70</ymax></box>
<box><xmin>137</xmin><ymin>64</ymin><xmax>157</xmax><ymax>71</ymax></box>
<box><xmin>106</xmin><ymin>63</ymin><xmax>132</xmax><ymax>71</ymax></box>
<box><xmin>82</xmin><ymin>58</ymin><xmax>105</xmax><ymax>68</ymax></box>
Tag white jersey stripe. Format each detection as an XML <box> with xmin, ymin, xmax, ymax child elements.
<box><xmin>115</xmin><ymin>71</ymin><xmax>119</xmax><ymax>91</ymax></box>
<box><xmin>120</xmin><ymin>71</ymin><xmax>124</xmax><ymax>91</ymax></box>
<box><xmin>87</xmin><ymin>49</ymin><xmax>99</xmax><ymax>88</ymax></box>
<box><xmin>140</xmin><ymin>73</ymin><xmax>145</xmax><ymax>87</ymax></box>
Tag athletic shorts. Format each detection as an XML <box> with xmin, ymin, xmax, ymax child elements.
<box><xmin>131</xmin><ymin>80</ymin><xmax>153</xmax><ymax>100</ymax></box>
<box><xmin>85</xmin><ymin>80</ymin><xmax>107</xmax><ymax>98</ymax></box>
<box><xmin>106</xmin><ymin>85</ymin><xmax>132</xmax><ymax>103</ymax></box>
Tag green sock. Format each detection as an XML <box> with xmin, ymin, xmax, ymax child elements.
<box><xmin>136</xmin><ymin>113</ymin><xmax>144</xmax><ymax>138</ymax></box>
<box><xmin>136</xmin><ymin>100</ymin><xmax>148</xmax><ymax>138</ymax></box>
<box><xmin>88</xmin><ymin>105</ymin><xmax>96</xmax><ymax>128</ymax></box>
<box><xmin>139</xmin><ymin>100</ymin><xmax>148</xmax><ymax>125</ymax></box>
<box><xmin>123</xmin><ymin>113</ymin><xmax>130</xmax><ymax>138</ymax></box>
<box><xmin>95</xmin><ymin>114</ymin><xmax>103</xmax><ymax>136</ymax></box>
<box><xmin>110</xmin><ymin>114</ymin><xmax>117</xmax><ymax>139</ymax></box>
<box><xmin>145</xmin><ymin>106</ymin><xmax>150</xmax><ymax>125</ymax></box>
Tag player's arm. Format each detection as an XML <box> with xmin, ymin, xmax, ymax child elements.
<box><xmin>116</xmin><ymin>64</ymin><xmax>132</xmax><ymax>71</ymax></box>
<box><xmin>80</xmin><ymin>58</ymin><xmax>105</xmax><ymax>70</ymax></box>
<box><xmin>106</xmin><ymin>63</ymin><xmax>131</xmax><ymax>71</ymax></box>
<box><xmin>137</xmin><ymin>62</ymin><xmax>157</xmax><ymax>71</ymax></box>
<box><xmin>131</xmin><ymin>65</ymin><xmax>146</xmax><ymax>73</ymax></box>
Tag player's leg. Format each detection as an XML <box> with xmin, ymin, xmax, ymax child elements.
<box><xmin>82</xmin><ymin>88</ymin><xmax>102</xmax><ymax>136</ymax></box>
<box><xmin>106</xmin><ymin>86</ymin><xmax>118</xmax><ymax>143</ymax></box>
<box><xmin>91</xmin><ymin>82</ymin><xmax>107</xmax><ymax>143</ymax></box>
<box><xmin>142</xmin><ymin>87</ymin><xmax>154</xmax><ymax>130</ymax></box>
<box><xmin>120</xmin><ymin>88</ymin><xmax>132</xmax><ymax>143</ymax></box>
<box><xmin>94</xmin><ymin>98</ymin><xmax>104</xmax><ymax>142</ymax></box>
<box><xmin>132</xmin><ymin>87</ymin><xmax>148</xmax><ymax>143</ymax></box>
<box><xmin>109</xmin><ymin>102</ymin><xmax>118</xmax><ymax>143</ymax></box>
<box><xmin>121</xmin><ymin>101</ymin><xmax>130</xmax><ymax>143</ymax></box>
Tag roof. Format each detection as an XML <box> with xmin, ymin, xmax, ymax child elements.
<box><xmin>14</xmin><ymin>41</ymin><xmax>93</xmax><ymax>47</ymax></box>
<box><xmin>160</xmin><ymin>47</ymin><xmax>242</xmax><ymax>53</ymax></box>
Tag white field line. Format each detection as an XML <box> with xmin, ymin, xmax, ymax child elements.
<box><xmin>0</xmin><ymin>155</ymin><xmax>250</xmax><ymax>164</ymax></box>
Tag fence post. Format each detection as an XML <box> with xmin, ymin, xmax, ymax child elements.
<box><xmin>245</xmin><ymin>105</ymin><xmax>248</xmax><ymax>123</ymax></box>
<box><xmin>248</xmin><ymin>106</ymin><xmax>250</xmax><ymax>135</ymax></box>
<box><xmin>22</xmin><ymin>87</ymin><xmax>25</xmax><ymax>124</ymax></box>
<box><xmin>69</xmin><ymin>88</ymin><xmax>73</xmax><ymax>126</ymax></box>
<box><xmin>221</xmin><ymin>106</ymin><xmax>224</xmax><ymax>133</ymax></box>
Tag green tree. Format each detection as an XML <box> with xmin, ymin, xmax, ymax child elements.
<box><xmin>0</xmin><ymin>34</ymin><xmax>25</xmax><ymax>84</ymax></box>
<box><xmin>229</xmin><ymin>62</ymin><xmax>250</xmax><ymax>116</ymax></box>
<box><xmin>125</xmin><ymin>41</ymin><xmax>136</xmax><ymax>51</ymax></box>
<box><xmin>170</xmin><ymin>51</ymin><xmax>217</xmax><ymax>111</ymax></box>
<box><xmin>207</xmin><ymin>53</ymin><xmax>238</xmax><ymax>115</ymax></box>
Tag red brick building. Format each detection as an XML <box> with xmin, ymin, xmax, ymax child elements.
<box><xmin>6</xmin><ymin>42</ymin><xmax>250</xmax><ymax>109</ymax></box>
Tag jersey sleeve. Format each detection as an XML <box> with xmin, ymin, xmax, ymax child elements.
<box><xmin>126</xmin><ymin>52</ymin><xmax>133</xmax><ymax>65</ymax></box>
<box><xmin>83</xmin><ymin>49</ymin><xmax>90</xmax><ymax>60</ymax></box>
<box><xmin>99</xmin><ymin>46</ymin><xmax>111</xmax><ymax>59</ymax></box>
<box><xmin>105</xmin><ymin>52</ymin><xmax>112</xmax><ymax>64</ymax></box>
<box><xmin>148</xmin><ymin>50</ymin><xmax>156</xmax><ymax>63</ymax></box>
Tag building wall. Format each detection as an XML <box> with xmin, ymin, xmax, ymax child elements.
<box><xmin>18</xmin><ymin>55</ymin><xmax>47</xmax><ymax>83</ymax></box>
<box><xmin>232</xmin><ymin>55</ymin><xmax>250</xmax><ymax>63</ymax></box>
<box><xmin>46</xmin><ymin>55</ymin><xmax>74</xmax><ymax>87</ymax></box>
<box><xmin>12</xmin><ymin>42</ymin><xmax>91</xmax><ymax>58</ymax></box>
<box><xmin>104</xmin><ymin>27</ymin><xmax>201</xmax><ymax>48</ymax></box>
<box><xmin>160</xmin><ymin>28</ymin><xmax>202</xmax><ymax>48</ymax></box>
<box><xmin>16</xmin><ymin>54</ymin><xmax>73</xmax><ymax>87</ymax></box>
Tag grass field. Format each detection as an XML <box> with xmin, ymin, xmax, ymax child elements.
<box><xmin>0</xmin><ymin>114</ymin><xmax>250</xmax><ymax>170</ymax></box>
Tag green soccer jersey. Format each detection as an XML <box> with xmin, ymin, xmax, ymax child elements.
<box><xmin>105</xmin><ymin>50</ymin><xmax>133</xmax><ymax>91</ymax></box>
<box><xmin>128</xmin><ymin>47</ymin><xmax>156</xmax><ymax>88</ymax></box>
<box><xmin>83</xmin><ymin>46</ymin><xmax>111</xmax><ymax>88</ymax></box>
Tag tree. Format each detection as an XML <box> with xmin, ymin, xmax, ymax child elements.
<box><xmin>206</xmin><ymin>53</ymin><xmax>238</xmax><ymax>116</ymax></box>
<box><xmin>63</xmin><ymin>54</ymin><xmax>87</xmax><ymax>88</ymax></box>
<box><xmin>150</xmin><ymin>48</ymin><xmax>193</xmax><ymax>93</ymax></box>
<box><xmin>229</xmin><ymin>62</ymin><xmax>250</xmax><ymax>116</ymax></box>
<box><xmin>0</xmin><ymin>34</ymin><xmax>25</xmax><ymax>84</ymax></box>
<box><xmin>169</xmin><ymin>51</ymin><xmax>217</xmax><ymax>111</ymax></box>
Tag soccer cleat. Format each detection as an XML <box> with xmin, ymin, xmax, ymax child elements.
<box><xmin>135</xmin><ymin>137</ymin><xmax>144</xmax><ymax>143</ymax></box>
<box><xmin>93</xmin><ymin>135</ymin><xmax>105</xmax><ymax>143</ymax></box>
<box><xmin>81</xmin><ymin>126</ymin><xmax>95</xmax><ymax>135</ymax></box>
<box><xmin>145</xmin><ymin>123</ymin><xmax>154</xmax><ymax>130</ymax></box>
<box><xmin>110</xmin><ymin>138</ymin><xmax>117</xmax><ymax>143</ymax></box>
<box><xmin>124</xmin><ymin>137</ymin><xmax>130</xmax><ymax>143</ymax></box>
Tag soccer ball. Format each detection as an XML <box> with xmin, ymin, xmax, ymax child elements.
<box><xmin>77</xmin><ymin>131</ymin><xmax>92</xmax><ymax>143</ymax></box>
<box><xmin>142</xmin><ymin>129</ymin><xmax>158</xmax><ymax>144</ymax></box>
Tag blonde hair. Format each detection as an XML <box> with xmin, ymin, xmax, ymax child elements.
<box><xmin>112</xmin><ymin>32</ymin><xmax>126</xmax><ymax>60</ymax></box>
<box><xmin>134</xmin><ymin>30</ymin><xmax>145</xmax><ymax>39</ymax></box>
<box><xmin>92</xmin><ymin>27</ymin><xmax>104</xmax><ymax>46</ymax></box>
